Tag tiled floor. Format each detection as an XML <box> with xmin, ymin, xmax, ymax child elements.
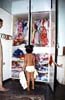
<box><xmin>0</xmin><ymin>79</ymin><xmax>65</xmax><ymax>100</ymax></box>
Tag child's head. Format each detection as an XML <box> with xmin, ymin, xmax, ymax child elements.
<box><xmin>25</xmin><ymin>45</ymin><xmax>33</xmax><ymax>53</ymax></box>
<box><xmin>0</xmin><ymin>18</ymin><xmax>3</xmax><ymax>28</ymax></box>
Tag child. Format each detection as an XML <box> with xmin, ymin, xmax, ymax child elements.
<box><xmin>24</xmin><ymin>45</ymin><xmax>35</xmax><ymax>91</ymax></box>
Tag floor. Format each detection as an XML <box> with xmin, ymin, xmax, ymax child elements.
<box><xmin>0</xmin><ymin>79</ymin><xmax>65</xmax><ymax>100</ymax></box>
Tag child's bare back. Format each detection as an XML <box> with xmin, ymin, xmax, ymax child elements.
<box><xmin>25</xmin><ymin>53</ymin><xmax>35</xmax><ymax>66</ymax></box>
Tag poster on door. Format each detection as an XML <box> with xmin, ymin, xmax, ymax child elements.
<box><xmin>13</xmin><ymin>17</ymin><xmax>28</xmax><ymax>46</ymax></box>
<box><xmin>31</xmin><ymin>16</ymin><xmax>49</xmax><ymax>47</ymax></box>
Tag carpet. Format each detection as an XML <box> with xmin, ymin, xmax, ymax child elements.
<box><xmin>11</xmin><ymin>95</ymin><xmax>45</xmax><ymax>100</ymax></box>
<box><xmin>12</xmin><ymin>95</ymin><xmax>45</xmax><ymax>100</ymax></box>
<box><xmin>0</xmin><ymin>93</ymin><xmax>45</xmax><ymax>100</ymax></box>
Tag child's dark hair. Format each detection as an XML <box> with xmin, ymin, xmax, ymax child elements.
<box><xmin>0</xmin><ymin>18</ymin><xmax>3</xmax><ymax>28</ymax></box>
<box><xmin>0</xmin><ymin>18</ymin><xmax>3</xmax><ymax>22</ymax></box>
<box><xmin>25</xmin><ymin>45</ymin><xmax>33</xmax><ymax>53</ymax></box>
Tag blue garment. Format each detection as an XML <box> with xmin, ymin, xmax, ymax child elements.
<box><xmin>13</xmin><ymin>49</ymin><xmax>24</xmax><ymax>58</ymax></box>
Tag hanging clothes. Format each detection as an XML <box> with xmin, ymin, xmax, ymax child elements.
<box><xmin>40</xmin><ymin>26</ymin><xmax>48</xmax><ymax>46</ymax></box>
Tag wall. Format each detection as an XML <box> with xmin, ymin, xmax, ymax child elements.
<box><xmin>57</xmin><ymin>56</ymin><xmax>65</xmax><ymax>84</ymax></box>
<box><xmin>58</xmin><ymin>0</ymin><xmax>65</xmax><ymax>55</ymax></box>
<box><xmin>0</xmin><ymin>0</ymin><xmax>12</xmax><ymax>14</ymax></box>
<box><xmin>57</xmin><ymin>0</ymin><xmax>65</xmax><ymax>84</ymax></box>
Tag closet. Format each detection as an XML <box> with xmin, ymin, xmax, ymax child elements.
<box><xmin>12</xmin><ymin>14</ymin><xmax>28</xmax><ymax>79</ymax></box>
<box><xmin>12</xmin><ymin>12</ymin><xmax>55</xmax><ymax>84</ymax></box>
<box><xmin>11</xmin><ymin>0</ymin><xmax>55</xmax><ymax>90</ymax></box>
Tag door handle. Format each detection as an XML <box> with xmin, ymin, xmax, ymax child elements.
<box><xmin>3</xmin><ymin>62</ymin><xmax>5</xmax><ymax>65</ymax></box>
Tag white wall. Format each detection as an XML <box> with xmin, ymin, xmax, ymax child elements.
<box><xmin>57</xmin><ymin>0</ymin><xmax>65</xmax><ymax>84</ymax></box>
<box><xmin>58</xmin><ymin>0</ymin><xmax>65</xmax><ymax>55</ymax></box>
<box><xmin>0</xmin><ymin>0</ymin><xmax>12</xmax><ymax>14</ymax></box>
<box><xmin>57</xmin><ymin>56</ymin><xmax>65</xmax><ymax>84</ymax></box>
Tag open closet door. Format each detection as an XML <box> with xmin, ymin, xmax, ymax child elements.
<box><xmin>0</xmin><ymin>40</ymin><xmax>3</xmax><ymax>85</ymax></box>
<box><xmin>1</xmin><ymin>38</ymin><xmax>12</xmax><ymax>81</ymax></box>
<box><xmin>48</xmin><ymin>0</ymin><xmax>56</xmax><ymax>91</ymax></box>
<box><xmin>31</xmin><ymin>0</ymin><xmax>56</xmax><ymax>91</ymax></box>
<box><xmin>0</xmin><ymin>8</ymin><xmax>13</xmax><ymax>81</ymax></box>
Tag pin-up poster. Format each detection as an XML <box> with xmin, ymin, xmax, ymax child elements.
<box><xmin>13</xmin><ymin>17</ymin><xmax>28</xmax><ymax>46</ymax></box>
<box><xmin>31</xmin><ymin>12</ymin><xmax>55</xmax><ymax>47</ymax></box>
<box><xmin>31</xmin><ymin>14</ymin><xmax>49</xmax><ymax>47</ymax></box>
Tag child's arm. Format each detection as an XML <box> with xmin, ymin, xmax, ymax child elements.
<box><xmin>23</xmin><ymin>55</ymin><xmax>27</xmax><ymax>70</ymax></box>
<box><xmin>33</xmin><ymin>54</ymin><xmax>35</xmax><ymax>67</ymax></box>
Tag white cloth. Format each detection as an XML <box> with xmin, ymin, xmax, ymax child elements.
<box><xmin>26</xmin><ymin>66</ymin><xmax>38</xmax><ymax>79</ymax></box>
<box><xmin>34</xmin><ymin>69</ymin><xmax>38</xmax><ymax>79</ymax></box>
<box><xmin>26</xmin><ymin>66</ymin><xmax>35</xmax><ymax>72</ymax></box>
<box><xmin>19</xmin><ymin>71</ymin><xmax>27</xmax><ymax>89</ymax></box>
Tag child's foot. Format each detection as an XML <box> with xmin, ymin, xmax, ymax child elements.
<box><xmin>27</xmin><ymin>88</ymin><xmax>30</xmax><ymax>91</ymax></box>
<box><xmin>32</xmin><ymin>87</ymin><xmax>34</xmax><ymax>90</ymax></box>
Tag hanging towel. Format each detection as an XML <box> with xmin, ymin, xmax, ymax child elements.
<box><xmin>34</xmin><ymin>69</ymin><xmax>38</xmax><ymax>79</ymax></box>
<box><xmin>19</xmin><ymin>71</ymin><xmax>27</xmax><ymax>89</ymax></box>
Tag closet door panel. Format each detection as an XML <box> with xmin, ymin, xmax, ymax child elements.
<box><xmin>0</xmin><ymin>8</ymin><xmax>13</xmax><ymax>36</ymax></box>
<box><xmin>12</xmin><ymin>0</ymin><xmax>28</xmax><ymax>15</ymax></box>
<box><xmin>1</xmin><ymin>39</ymin><xmax>12</xmax><ymax>81</ymax></box>
<box><xmin>31</xmin><ymin>0</ymin><xmax>51</xmax><ymax>12</ymax></box>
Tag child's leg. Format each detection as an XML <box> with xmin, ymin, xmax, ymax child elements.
<box><xmin>26</xmin><ymin>72</ymin><xmax>30</xmax><ymax>91</ymax></box>
<box><xmin>31</xmin><ymin>72</ymin><xmax>34</xmax><ymax>89</ymax></box>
